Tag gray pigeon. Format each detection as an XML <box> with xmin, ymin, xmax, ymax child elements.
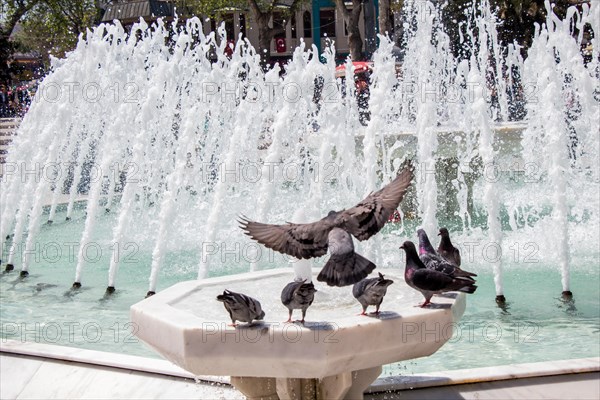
<box><xmin>401</xmin><ymin>241</ymin><xmax>477</xmax><ymax>307</ymax></box>
<box><xmin>417</xmin><ymin>229</ymin><xmax>476</xmax><ymax>280</ymax></box>
<box><xmin>281</xmin><ymin>279</ymin><xmax>317</xmax><ymax>323</ymax></box>
<box><xmin>352</xmin><ymin>272</ymin><xmax>394</xmax><ymax>315</ymax></box>
<box><xmin>239</xmin><ymin>163</ymin><xmax>414</xmax><ymax>287</ymax></box>
<box><xmin>437</xmin><ymin>227</ymin><xmax>462</xmax><ymax>267</ymax></box>
<box><xmin>216</xmin><ymin>290</ymin><xmax>265</xmax><ymax>326</ymax></box>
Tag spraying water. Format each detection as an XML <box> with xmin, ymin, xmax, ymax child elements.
<box><xmin>0</xmin><ymin>3</ymin><xmax>598</xmax><ymax>301</ymax></box>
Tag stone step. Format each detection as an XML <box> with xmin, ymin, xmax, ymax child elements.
<box><xmin>0</xmin><ymin>118</ymin><xmax>20</xmax><ymax>176</ymax></box>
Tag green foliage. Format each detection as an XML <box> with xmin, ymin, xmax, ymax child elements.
<box><xmin>185</xmin><ymin>0</ymin><xmax>248</xmax><ymax>18</ymax></box>
<box><xmin>14</xmin><ymin>0</ymin><xmax>99</xmax><ymax>65</ymax></box>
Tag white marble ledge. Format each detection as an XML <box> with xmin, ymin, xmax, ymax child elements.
<box><xmin>368</xmin><ymin>357</ymin><xmax>600</xmax><ymax>393</ymax></box>
<box><xmin>2</xmin><ymin>340</ymin><xmax>598</xmax><ymax>393</ymax></box>
<box><xmin>0</xmin><ymin>353</ymin><xmax>243</xmax><ymax>400</ymax></box>
<box><xmin>0</xmin><ymin>339</ymin><xmax>230</xmax><ymax>384</ymax></box>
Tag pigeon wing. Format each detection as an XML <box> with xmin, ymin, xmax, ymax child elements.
<box><xmin>339</xmin><ymin>163</ymin><xmax>414</xmax><ymax>241</ymax></box>
<box><xmin>239</xmin><ymin>216</ymin><xmax>333</xmax><ymax>259</ymax></box>
<box><xmin>453</xmin><ymin>248</ymin><xmax>462</xmax><ymax>266</ymax></box>
<box><xmin>281</xmin><ymin>281</ymin><xmax>301</xmax><ymax>306</ymax></box>
<box><xmin>412</xmin><ymin>269</ymin><xmax>453</xmax><ymax>291</ymax></box>
<box><xmin>248</xmin><ymin>297</ymin><xmax>264</xmax><ymax>320</ymax></box>
<box><xmin>421</xmin><ymin>253</ymin><xmax>456</xmax><ymax>275</ymax></box>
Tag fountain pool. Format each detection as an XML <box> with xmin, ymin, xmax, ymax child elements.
<box><xmin>1</xmin><ymin>206</ymin><xmax>598</xmax><ymax>376</ymax></box>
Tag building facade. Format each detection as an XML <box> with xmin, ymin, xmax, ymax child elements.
<box><xmin>101</xmin><ymin>0</ymin><xmax>382</xmax><ymax>63</ymax></box>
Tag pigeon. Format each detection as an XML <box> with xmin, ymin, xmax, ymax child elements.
<box><xmin>437</xmin><ymin>227</ymin><xmax>462</xmax><ymax>267</ymax></box>
<box><xmin>216</xmin><ymin>290</ymin><xmax>265</xmax><ymax>326</ymax></box>
<box><xmin>401</xmin><ymin>241</ymin><xmax>477</xmax><ymax>307</ymax></box>
<box><xmin>352</xmin><ymin>272</ymin><xmax>394</xmax><ymax>315</ymax></box>
<box><xmin>417</xmin><ymin>229</ymin><xmax>476</xmax><ymax>280</ymax></box>
<box><xmin>281</xmin><ymin>279</ymin><xmax>317</xmax><ymax>323</ymax></box>
<box><xmin>239</xmin><ymin>162</ymin><xmax>414</xmax><ymax>287</ymax></box>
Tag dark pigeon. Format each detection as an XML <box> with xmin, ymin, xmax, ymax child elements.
<box><xmin>239</xmin><ymin>163</ymin><xmax>414</xmax><ymax>287</ymax></box>
<box><xmin>216</xmin><ymin>290</ymin><xmax>265</xmax><ymax>326</ymax></box>
<box><xmin>417</xmin><ymin>229</ymin><xmax>476</xmax><ymax>280</ymax></box>
<box><xmin>437</xmin><ymin>227</ymin><xmax>462</xmax><ymax>267</ymax></box>
<box><xmin>401</xmin><ymin>241</ymin><xmax>477</xmax><ymax>307</ymax></box>
<box><xmin>352</xmin><ymin>272</ymin><xmax>394</xmax><ymax>315</ymax></box>
<box><xmin>281</xmin><ymin>279</ymin><xmax>317</xmax><ymax>323</ymax></box>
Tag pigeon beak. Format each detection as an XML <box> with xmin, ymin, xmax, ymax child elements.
<box><xmin>437</xmin><ymin>232</ymin><xmax>441</xmax><ymax>236</ymax></box>
<box><xmin>399</xmin><ymin>244</ymin><xmax>404</xmax><ymax>249</ymax></box>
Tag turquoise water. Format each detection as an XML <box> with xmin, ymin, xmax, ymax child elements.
<box><xmin>385</xmin><ymin>269</ymin><xmax>600</xmax><ymax>374</ymax></box>
<box><xmin>1</xmin><ymin>209</ymin><xmax>598</xmax><ymax>375</ymax></box>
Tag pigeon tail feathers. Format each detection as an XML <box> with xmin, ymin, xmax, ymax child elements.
<box><xmin>317</xmin><ymin>252</ymin><xmax>376</xmax><ymax>287</ymax></box>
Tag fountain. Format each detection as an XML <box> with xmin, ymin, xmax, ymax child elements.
<box><xmin>130</xmin><ymin>268</ymin><xmax>465</xmax><ymax>399</ymax></box>
<box><xmin>0</xmin><ymin>0</ymin><xmax>598</xmax><ymax>397</ymax></box>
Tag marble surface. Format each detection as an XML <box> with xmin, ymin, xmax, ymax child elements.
<box><xmin>0</xmin><ymin>353</ymin><xmax>242</xmax><ymax>400</ymax></box>
<box><xmin>1</xmin><ymin>341</ymin><xmax>598</xmax><ymax>399</ymax></box>
<box><xmin>1</xmin><ymin>344</ymin><xmax>598</xmax><ymax>400</ymax></box>
<box><xmin>369</xmin><ymin>372</ymin><xmax>600</xmax><ymax>400</ymax></box>
<box><xmin>0</xmin><ymin>339</ymin><xmax>227</xmax><ymax>383</ymax></box>
<box><xmin>130</xmin><ymin>268</ymin><xmax>466</xmax><ymax>379</ymax></box>
<box><xmin>369</xmin><ymin>357</ymin><xmax>600</xmax><ymax>392</ymax></box>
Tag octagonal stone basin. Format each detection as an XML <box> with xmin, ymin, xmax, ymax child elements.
<box><xmin>130</xmin><ymin>268</ymin><xmax>466</xmax><ymax>381</ymax></box>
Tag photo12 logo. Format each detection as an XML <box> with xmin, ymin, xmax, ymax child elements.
<box><xmin>1</xmin><ymin>322</ymin><xmax>139</xmax><ymax>344</ymax></box>
<box><xmin>1</xmin><ymin>241</ymin><xmax>139</xmax><ymax>265</ymax></box>
<box><xmin>199</xmin><ymin>322</ymin><xmax>339</xmax><ymax>344</ymax></box>
<box><xmin>34</xmin><ymin>82</ymin><xmax>140</xmax><ymax>104</ymax></box>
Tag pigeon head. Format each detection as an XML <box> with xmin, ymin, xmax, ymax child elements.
<box><xmin>416</xmin><ymin>229</ymin><xmax>435</xmax><ymax>254</ymax></box>
<box><xmin>216</xmin><ymin>290</ymin><xmax>230</xmax><ymax>302</ymax></box>
<box><xmin>400</xmin><ymin>241</ymin><xmax>421</xmax><ymax>262</ymax></box>
<box><xmin>376</xmin><ymin>272</ymin><xmax>394</xmax><ymax>287</ymax></box>
<box><xmin>400</xmin><ymin>240</ymin><xmax>416</xmax><ymax>251</ymax></box>
<box><xmin>438</xmin><ymin>227</ymin><xmax>449</xmax><ymax>237</ymax></box>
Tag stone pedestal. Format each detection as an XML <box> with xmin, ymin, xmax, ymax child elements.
<box><xmin>231</xmin><ymin>366</ymin><xmax>381</xmax><ymax>400</ymax></box>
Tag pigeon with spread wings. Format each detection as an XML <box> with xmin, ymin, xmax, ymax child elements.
<box><xmin>239</xmin><ymin>163</ymin><xmax>414</xmax><ymax>287</ymax></box>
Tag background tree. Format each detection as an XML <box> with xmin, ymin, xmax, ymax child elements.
<box><xmin>491</xmin><ymin>0</ymin><xmax>546</xmax><ymax>53</ymax></box>
<box><xmin>492</xmin><ymin>0</ymin><xmax>583</xmax><ymax>54</ymax></box>
<box><xmin>247</xmin><ymin>0</ymin><xmax>305</xmax><ymax>67</ymax></box>
<box><xmin>438</xmin><ymin>0</ymin><xmax>576</xmax><ymax>59</ymax></box>
<box><xmin>1</xmin><ymin>1</ymin><xmax>41</xmax><ymax>82</ymax></box>
<box><xmin>378</xmin><ymin>0</ymin><xmax>391</xmax><ymax>38</ymax></box>
<box><xmin>14</xmin><ymin>0</ymin><xmax>100</xmax><ymax>64</ymax></box>
<box><xmin>334</xmin><ymin>0</ymin><xmax>364</xmax><ymax>60</ymax></box>
<box><xmin>1</xmin><ymin>0</ymin><xmax>41</xmax><ymax>39</ymax></box>
<box><xmin>1</xmin><ymin>0</ymin><xmax>105</xmax><ymax>72</ymax></box>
